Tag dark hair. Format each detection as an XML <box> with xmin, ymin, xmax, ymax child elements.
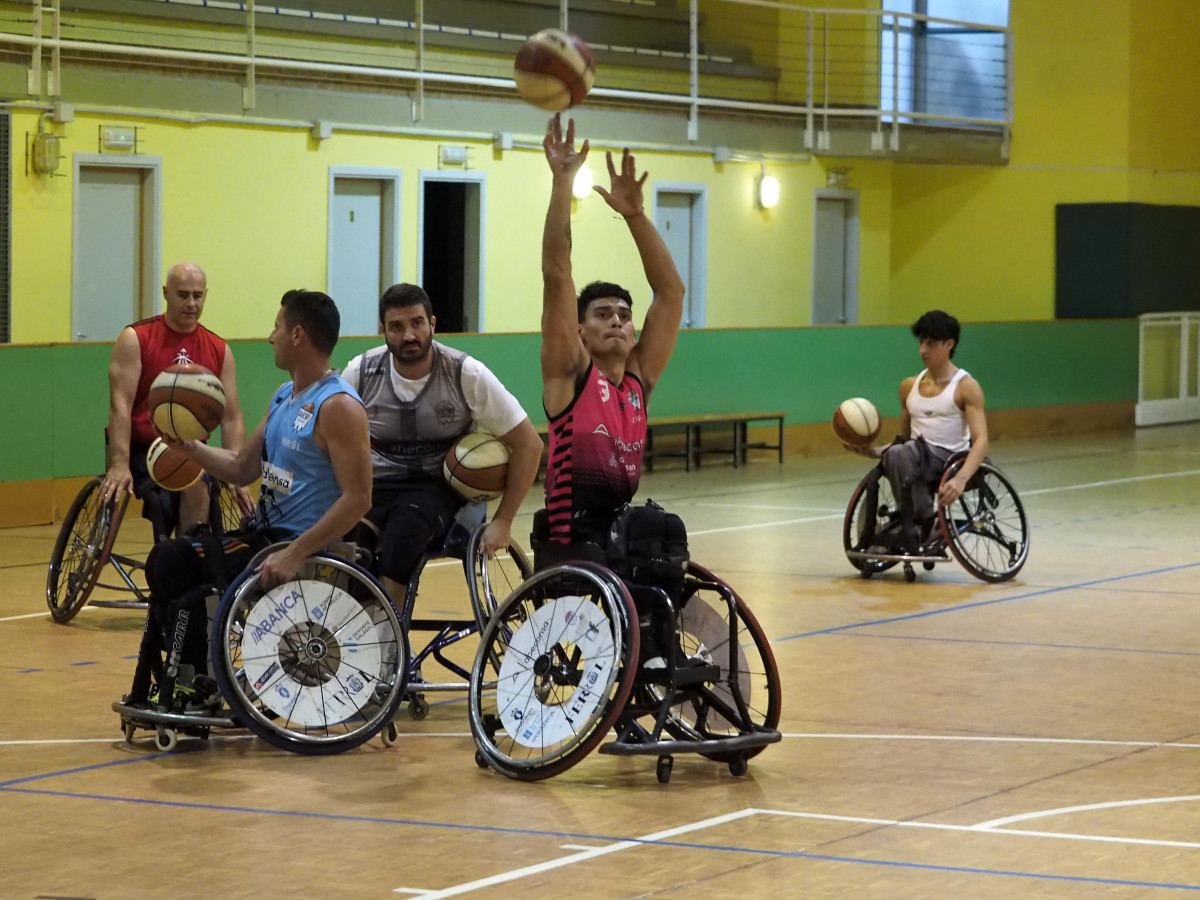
<box><xmin>577</xmin><ymin>281</ymin><xmax>634</xmax><ymax>323</ymax></box>
<box><xmin>379</xmin><ymin>283</ymin><xmax>433</xmax><ymax>323</ymax></box>
<box><xmin>911</xmin><ymin>309</ymin><xmax>961</xmax><ymax>358</ymax></box>
<box><xmin>281</xmin><ymin>289</ymin><xmax>340</xmax><ymax>355</ymax></box>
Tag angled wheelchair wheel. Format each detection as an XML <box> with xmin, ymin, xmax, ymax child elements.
<box><xmin>843</xmin><ymin>470</ymin><xmax>899</xmax><ymax>577</ymax></box>
<box><xmin>469</xmin><ymin>562</ymin><xmax>639</xmax><ymax>781</ymax></box>
<box><xmin>657</xmin><ymin>562</ymin><xmax>782</xmax><ymax>762</ymax></box>
<box><xmin>46</xmin><ymin>477</ymin><xmax>126</xmax><ymax>623</ymax></box>
<box><xmin>465</xmin><ymin>525</ymin><xmax>533</xmax><ymax>632</ymax></box>
<box><xmin>211</xmin><ymin>552</ymin><xmax>408</xmax><ymax>754</ymax></box>
<box><xmin>938</xmin><ymin>458</ymin><xmax>1030</xmax><ymax>582</ymax></box>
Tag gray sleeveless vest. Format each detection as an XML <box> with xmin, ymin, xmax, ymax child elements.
<box><xmin>355</xmin><ymin>341</ymin><xmax>472</xmax><ymax>480</ymax></box>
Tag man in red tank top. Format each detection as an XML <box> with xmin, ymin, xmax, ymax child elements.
<box><xmin>100</xmin><ymin>262</ymin><xmax>253</xmax><ymax>534</ymax></box>
<box><xmin>539</xmin><ymin>115</ymin><xmax>685</xmax><ymax>548</ymax></box>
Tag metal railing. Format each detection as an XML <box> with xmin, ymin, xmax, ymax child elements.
<box><xmin>1</xmin><ymin>0</ymin><xmax>1010</xmax><ymax>151</ymax></box>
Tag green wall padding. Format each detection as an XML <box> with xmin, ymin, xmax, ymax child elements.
<box><xmin>1</xmin><ymin>320</ymin><xmax>1138</xmax><ymax>482</ymax></box>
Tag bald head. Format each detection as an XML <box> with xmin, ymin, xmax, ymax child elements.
<box><xmin>162</xmin><ymin>262</ymin><xmax>208</xmax><ymax>333</ymax></box>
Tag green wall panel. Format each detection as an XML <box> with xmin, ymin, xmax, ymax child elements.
<box><xmin>0</xmin><ymin>320</ymin><xmax>1139</xmax><ymax>482</ymax></box>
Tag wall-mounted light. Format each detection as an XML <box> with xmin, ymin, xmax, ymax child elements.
<box><xmin>572</xmin><ymin>164</ymin><xmax>593</xmax><ymax>200</ymax></box>
<box><xmin>756</xmin><ymin>166</ymin><xmax>780</xmax><ymax>209</ymax></box>
<box><xmin>100</xmin><ymin>125</ymin><xmax>137</xmax><ymax>152</ymax></box>
<box><xmin>439</xmin><ymin>144</ymin><xmax>468</xmax><ymax>166</ymax></box>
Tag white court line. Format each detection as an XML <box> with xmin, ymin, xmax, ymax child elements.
<box><xmin>782</xmin><ymin>732</ymin><xmax>1200</xmax><ymax>749</ymax></box>
<box><xmin>1022</xmin><ymin>468</ymin><xmax>1200</xmax><ymax>496</ymax></box>
<box><xmin>686</xmin><ymin>468</ymin><xmax>1200</xmax><ymax>538</ymax></box>
<box><xmin>694</xmin><ymin>502</ymin><xmax>844</xmax><ymax>512</ymax></box>
<box><xmin>756</xmin><ymin>808</ymin><xmax>1200</xmax><ymax>850</ymax></box>
<box><xmin>395</xmin><ymin>809</ymin><xmax>759</xmax><ymax>898</ymax></box>
<box><xmin>975</xmin><ymin>795</ymin><xmax>1200</xmax><ymax>829</ymax></box>
<box><xmin>0</xmin><ymin>607</ymin><xmax>97</xmax><ymax>623</ymax></box>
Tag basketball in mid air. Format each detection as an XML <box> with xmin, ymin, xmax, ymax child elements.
<box><xmin>148</xmin><ymin>363</ymin><xmax>226</xmax><ymax>441</ymax></box>
<box><xmin>444</xmin><ymin>430</ymin><xmax>510</xmax><ymax>502</ymax></box>
<box><xmin>147</xmin><ymin>438</ymin><xmax>204</xmax><ymax>491</ymax></box>
<box><xmin>514</xmin><ymin>28</ymin><xmax>595</xmax><ymax>111</ymax></box>
<box><xmin>832</xmin><ymin>398</ymin><xmax>882</xmax><ymax>447</ymax></box>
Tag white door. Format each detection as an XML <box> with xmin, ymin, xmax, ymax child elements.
<box><xmin>330</xmin><ymin>177</ymin><xmax>385</xmax><ymax>337</ymax></box>
<box><xmin>655</xmin><ymin>188</ymin><xmax>706</xmax><ymax>327</ymax></box>
<box><xmin>74</xmin><ymin>167</ymin><xmax>142</xmax><ymax>342</ymax></box>
<box><xmin>812</xmin><ymin>193</ymin><xmax>859</xmax><ymax>325</ymax></box>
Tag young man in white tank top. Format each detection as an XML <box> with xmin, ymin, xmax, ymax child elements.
<box><xmin>848</xmin><ymin>310</ymin><xmax>989</xmax><ymax>551</ymax></box>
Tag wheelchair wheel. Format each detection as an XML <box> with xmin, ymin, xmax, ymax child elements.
<box><xmin>211</xmin><ymin>552</ymin><xmax>409</xmax><ymax>754</ymax></box>
<box><xmin>465</xmin><ymin>525</ymin><xmax>533</xmax><ymax>632</ymax></box>
<box><xmin>658</xmin><ymin>562</ymin><xmax>782</xmax><ymax>762</ymax></box>
<box><xmin>843</xmin><ymin>470</ymin><xmax>899</xmax><ymax>576</ymax></box>
<box><xmin>938</xmin><ymin>458</ymin><xmax>1030</xmax><ymax>582</ymax></box>
<box><xmin>46</xmin><ymin>477</ymin><xmax>126</xmax><ymax>623</ymax></box>
<box><xmin>469</xmin><ymin>562</ymin><xmax>639</xmax><ymax>781</ymax></box>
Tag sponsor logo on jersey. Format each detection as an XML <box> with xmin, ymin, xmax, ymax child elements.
<box><xmin>173</xmin><ymin>348</ymin><xmax>194</xmax><ymax>365</ymax></box>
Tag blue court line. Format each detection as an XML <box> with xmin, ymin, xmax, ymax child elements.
<box><xmin>0</xmin><ymin>753</ymin><xmax>171</xmax><ymax>788</ymax></box>
<box><xmin>1</xmin><ymin>785</ymin><xmax>1197</xmax><ymax>892</ymax></box>
<box><xmin>778</xmin><ymin>561</ymin><xmax>1200</xmax><ymax>642</ymax></box>
<box><xmin>849</xmin><ymin>632</ymin><xmax>1200</xmax><ymax>658</ymax></box>
<box><xmin>69</xmin><ymin>661</ymin><xmax>97</xmax><ymax>667</ymax></box>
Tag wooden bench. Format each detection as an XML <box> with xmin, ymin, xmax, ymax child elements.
<box><xmin>535</xmin><ymin>411</ymin><xmax>785</xmax><ymax>474</ymax></box>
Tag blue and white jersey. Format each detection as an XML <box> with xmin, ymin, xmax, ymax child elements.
<box><xmin>255</xmin><ymin>373</ymin><xmax>362</xmax><ymax>537</ymax></box>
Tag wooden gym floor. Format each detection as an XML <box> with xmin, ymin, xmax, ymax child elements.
<box><xmin>2</xmin><ymin>423</ymin><xmax>1199</xmax><ymax>899</ymax></box>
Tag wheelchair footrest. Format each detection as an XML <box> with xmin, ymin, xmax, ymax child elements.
<box><xmin>597</xmin><ymin>728</ymin><xmax>781</xmax><ymax>757</ymax></box>
<box><xmin>638</xmin><ymin>660</ymin><xmax>721</xmax><ymax>687</ymax></box>
<box><xmin>846</xmin><ymin>548</ymin><xmax>950</xmax><ymax>565</ymax></box>
<box><xmin>404</xmin><ymin>680</ymin><xmax>468</xmax><ymax>693</ymax></box>
<box><xmin>89</xmin><ymin>599</ymin><xmax>150</xmax><ymax>609</ymax></box>
<box><xmin>112</xmin><ymin>701</ymin><xmax>237</xmax><ymax>730</ymax></box>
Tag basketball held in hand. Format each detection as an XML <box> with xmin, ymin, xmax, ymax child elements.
<box><xmin>514</xmin><ymin>28</ymin><xmax>595</xmax><ymax>111</ymax></box>
<box><xmin>148</xmin><ymin>363</ymin><xmax>226</xmax><ymax>441</ymax></box>
<box><xmin>147</xmin><ymin>438</ymin><xmax>204</xmax><ymax>491</ymax></box>
<box><xmin>832</xmin><ymin>398</ymin><xmax>882</xmax><ymax>447</ymax></box>
<box><xmin>444</xmin><ymin>430</ymin><xmax>510</xmax><ymax>502</ymax></box>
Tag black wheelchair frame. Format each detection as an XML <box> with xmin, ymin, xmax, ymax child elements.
<box><xmin>844</xmin><ymin>450</ymin><xmax>1030</xmax><ymax>583</ymax></box>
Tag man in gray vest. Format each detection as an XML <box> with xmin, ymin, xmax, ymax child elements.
<box><xmin>341</xmin><ymin>283</ymin><xmax>543</xmax><ymax>599</ymax></box>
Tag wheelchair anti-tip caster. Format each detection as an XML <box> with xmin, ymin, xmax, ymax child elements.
<box><xmin>656</xmin><ymin>755</ymin><xmax>673</xmax><ymax>784</ymax></box>
<box><xmin>728</xmin><ymin>755</ymin><xmax>749</xmax><ymax>777</ymax></box>
<box><xmin>122</xmin><ymin>722</ymin><xmax>136</xmax><ymax>744</ymax></box>
<box><xmin>155</xmin><ymin>726</ymin><xmax>178</xmax><ymax>752</ymax></box>
<box><xmin>474</xmin><ymin>749</ymin><xmax>489</xmax><ymax>769</ymax></box>
<box><xmin>903</xmin><ymin>563</ymin><xmax>916</xmax><ymax>583</ymax></box>
<box><xmin>380</xmin><ymin>720</ymin><xmax>399</xmax><ymax>747</ymax></box>
<box><xmin>408</xmin><ymin>695</ymin><xmax>430</xmax><ymax>720</ymax></box>
<box><xmin>922</xmin><ymin>561</ymin><xmax>935</xmax><ymax>571</ymax></box>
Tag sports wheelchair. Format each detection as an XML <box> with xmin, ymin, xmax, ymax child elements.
<box><xmin>844</xmin><ymin>450</ymin><xmax>1030</xmax><ymax>583</ymax></box>
<box><xmin>46</xmin><ymin>472</ymin><xmax>241</xmax><ymax>624</ymax></box>
<box><xmin>468</xmin><ymin>503</ymin><xmax>782</xmax><ymax>784</ymax></box>
<box><xmin>113</xmin><ymin>505</ymin><xmax>531</xmax><ymax>754</ymax></box>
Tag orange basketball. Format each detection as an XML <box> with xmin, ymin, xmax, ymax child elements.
<box><xmin>147</xmin><ymin>438</ymin><xmax>203</xmax><ymax>491</ymax></box>
<box><xmin>443</xmin><ymin>431</ymin><xmax>510</xmax><ymax>502</ymax></box>
<box><xmin>514</xmin><ymin>28</ymin><xmax>595</xmax><ymax>111</ymax></box>
<box><xmin>832</xmin><ymin>397</ymin><xmax>882</xmax><ymax>447</ymax></box>
<box><xmin>148</xmin><ymin>363</ymin><xmax>226</xmax><ymax>441</ymax></box>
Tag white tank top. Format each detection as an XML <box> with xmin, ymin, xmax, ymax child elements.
<box><xmin>906</xmin><ymin>368</ymin><xmax>971</xmax><ymax>453</ymax></box>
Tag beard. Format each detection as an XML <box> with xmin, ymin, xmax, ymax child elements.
<box><xmin>387</xmin><ymin>332</ymin><xmax>433</xmax><ymax>364</ymax></box>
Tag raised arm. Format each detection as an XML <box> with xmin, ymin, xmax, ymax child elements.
<box><xmin>541</xmin><ymin>115</ymin><xmax>591</xmax><ymax>414</ymax></box>
<box><xmin>100</xmin><ymin>327</ymin><xmax>142</xmax><ymax>502</ymax></box>
<box><xmin>596</xmin><ymin>149</ymin><xmax>685</xmax><ymax>396</ymax></box>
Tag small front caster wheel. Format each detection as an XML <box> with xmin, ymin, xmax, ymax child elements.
<box><xmin>409</xmin><ymin>695</ymin><xmax>430</xmax><ymax>720</ymax></box>
<box><xmin>122</xmin><ymin>722</ymin><xmax>136</xmax><ymax>744</ymax></box>
<box><xmin>474</xmin><ymin>749</ymin><xmax>489</xmax><ymax>769</ymax></box>
<box><xmin>903</xmin><ymin>563</ymin><xmax>916</xmax><ymax>583</ymax></box>
<box><xmin>922</xmin><ymin>561</ymin><xmax>935</xmax><ymax>571</ymax></box>
<box><xmin>155</xmin><ymin>727</ymin><xmax>177</xmax><ymax>752</ymax></box>
<box><xmin>729</xmin><ymin>755</ymin><xmax>749</xmax><ymax>777</ymax></box>
<box><xmin>656</xmin><ymin>755</ymin><xmax>673</xmax><ymax>784</ymax></box>
<box><xmin>380</xmin><ymin>720</ymin><xmax>399</xmax><ymax>747</ymax></box>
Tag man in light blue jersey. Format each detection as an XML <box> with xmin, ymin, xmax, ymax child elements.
<box><xmin>124</xmin><ymin>289</ymin><xmax>372</xmax><ymax>713</ymax></box>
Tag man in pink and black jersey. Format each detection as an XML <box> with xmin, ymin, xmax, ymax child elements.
<box><xmin>538</xmin><ymin>115</ymin><xmax>685</xmax><ymax>556</ymax></box>
<box><xmin>100</xmin><ymin>262</ymin><xmax>253</xmax><ymax>535</ymax></box>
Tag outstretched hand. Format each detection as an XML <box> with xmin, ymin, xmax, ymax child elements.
<box><xmin>543</xmin><ymin>114</ymin><xmax>589</xmax><ymax>178</ymax></box>
<box><xmin>594</xmin><ymin>148</ymin><xmax>647</xmax><ymax>218</ymax></box>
